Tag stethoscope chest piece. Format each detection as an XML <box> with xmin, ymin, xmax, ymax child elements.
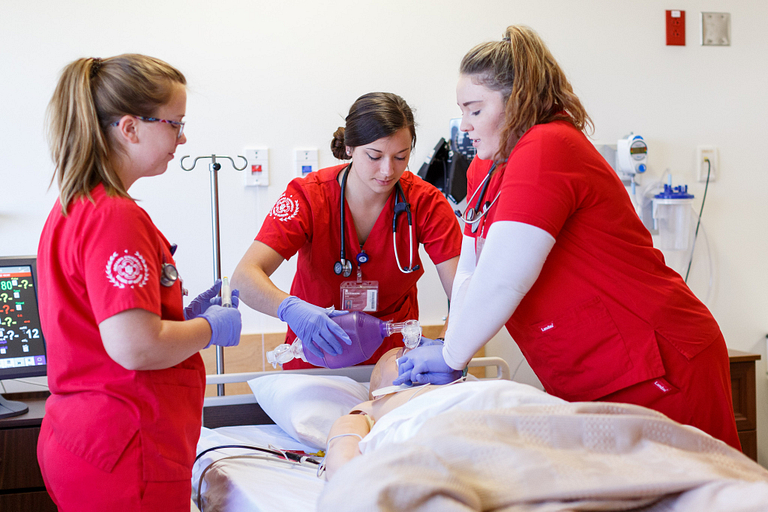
<box><xmin>160</xmin><ymin>263</ymin><xmax>179</xmax><ymax>287</ymax></box>
<box><xmin>334</xmin><ymin>259</ymin><xmax>353</xmax><ymax>278</ymax></box>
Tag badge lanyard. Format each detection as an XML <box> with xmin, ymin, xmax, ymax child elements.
<box><xmin>336</xmin><ymin>165</ymin><xmax>420</xmax><ymax>312</ymax></box>
<box><xmin>334</xmin><ymin>165</ymin><xmax>419</xmax><ymax>277</ymax></box>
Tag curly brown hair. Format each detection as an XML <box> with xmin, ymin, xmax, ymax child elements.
<box><xmin>460</xmin><ymin>25</ymin><xmax>593</xmax><ymax>163</ymax></box>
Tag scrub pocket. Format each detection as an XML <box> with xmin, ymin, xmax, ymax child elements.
<box><xmin>47</xmin><ymin>392</ymin><xmax>139</xmax><ymax>473</ymax></box>
<box><xmin>523</xmin><ymin>296</ymin><xmax>634</xmax><ymax>401</ymax></box>
<box><xmin>142</xmin><ymin>366</ymin><xmax>204</xmax><ymax>481</ymax></box>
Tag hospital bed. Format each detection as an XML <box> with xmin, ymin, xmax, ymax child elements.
<box><xmin>195</xmin><ymin>358</ymin><xmax>768</xmax><ymax>512</ymax></box>
<box><xmin>194</xmin><ymin>357</ymin><xmax>508</xmax><ymax>511</ymax></box>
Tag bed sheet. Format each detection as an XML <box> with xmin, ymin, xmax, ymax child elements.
<box><xmin>322</xmin><ymin>380</ymin><xmax>768</xmax><ymax>511</ymax></box>
<box><xmin>194</xmin><ymin>425</ymin><xmax>324</xmax><ymax>512</ymax></box>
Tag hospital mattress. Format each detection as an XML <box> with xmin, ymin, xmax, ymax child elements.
<box><xmin>196</xmin><ymin>370</ymin><xmax>768</xmax><ymax>512</ymax></box>
<box><xmin>194</xmin><ymin>425</ymin><xmax>323</xmax><ymax>512</ymax></box>
<box><xmin>194</xmin><ymin>357</ymin><xmax>511</xmax><ymax>512</ymax></box>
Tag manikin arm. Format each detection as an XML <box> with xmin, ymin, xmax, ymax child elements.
<box><xmin>323</xmin><ymin>406</ymin><xmax>373</xmax><ymax>481</ymax></box>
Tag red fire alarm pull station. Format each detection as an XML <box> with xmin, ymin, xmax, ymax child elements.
<box><xmin>666</xmin><ymin>10</ymin><xmax>685</xmax><ymax>46</ymax></box>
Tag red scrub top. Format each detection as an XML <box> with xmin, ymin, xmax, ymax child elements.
<box><xmin>465</xmin><ymin>121</ymin><xmax>722</xmax><ymax>402</ymax></box>
<box><xmin>37</xmin><ymin>184</ymin><xmax>205</xmax><ymax>481</ymax></box>
<box><xmin>257</xmin><ymin>164</ymin><xmax>461</xmax><ymax>369</ymax></box>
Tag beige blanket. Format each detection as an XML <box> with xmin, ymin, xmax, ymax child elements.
<box><xmin>319</xmin><ymin>399</ymin><xmax>768</xmax><ymax>511</ymax></box>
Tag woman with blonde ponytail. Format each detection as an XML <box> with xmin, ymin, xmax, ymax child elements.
<box><xmin>37</xmin><ymin>54</ymin><xmax>242</xmax><ymax>511</ymax></box>
<box><xmin>396</xmin><ymin>26</ymin><xmax>740</xmax><ymax>452</ymax></box>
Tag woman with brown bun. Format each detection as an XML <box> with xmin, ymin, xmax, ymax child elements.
<box><xmin>233</xmin><ymin>92</ymin><xmax>461</xmax><ymax>369</ymax></box>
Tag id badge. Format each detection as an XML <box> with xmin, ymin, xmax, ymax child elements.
<box><xmin>341</xmin><ymin>280</ymin><xmax>379</xmax><ymax>312</ymax></box>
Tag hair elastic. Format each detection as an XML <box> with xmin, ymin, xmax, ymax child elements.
<box><xmin>90</xmin><ymin>58</ymin><xmax>103</xmax><ymax>78</ymax></box>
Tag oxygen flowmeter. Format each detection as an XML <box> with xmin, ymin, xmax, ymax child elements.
<box><xmin>616</xmin><ymin>134</ymin><xmax>648</xmax><ymax>176</ymax></box>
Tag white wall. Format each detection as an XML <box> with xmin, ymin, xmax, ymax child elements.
<box><xmin>2</xmin><ymin>0</ymin><xmax>768</xmax><ymax>466</ymax></box>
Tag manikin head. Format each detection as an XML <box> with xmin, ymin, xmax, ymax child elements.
<box><xmin>368</xmin><ymin>347</ymin><xmax>405</xmax><ymax>400</ymax></box>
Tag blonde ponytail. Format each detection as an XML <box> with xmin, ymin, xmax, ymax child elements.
<box><xmin>46</xmin><ymin>54</ymin><xmax>186</xmax><ymax>214</ymax></box>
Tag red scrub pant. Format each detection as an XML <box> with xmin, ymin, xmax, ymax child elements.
<box><xmin>599</xmin><ymin>332</ymin><xmax>741</xmax><ymax>451</ymax></box>
<box><xmin>37</xmin><ymin>420</ymin><xmax>192</xmax><ymax>512</ymax></box>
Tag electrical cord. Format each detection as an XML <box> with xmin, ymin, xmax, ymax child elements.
<box><xmin>196</xmin><ymin>454</ymin><xmax>305</xmax><ymax>512</ymax></box>
<box><xmin>194</xmin><ymin>443</ymin><xmax>321</xmax><ymax>466</ymax></box>
<box><xmin>685</xmin><ymin>159</ymin><xmax>711</xmax><ymax>283</ymax></box>
<box><xmin>510</xmin><ymin>357</ymin><xmax>526</xmax><ymax>381</ymax></box>
<box><xmin>194</xmin><ymin>444</ymin><xmax>322</xmax><ymax>511</ymax></box>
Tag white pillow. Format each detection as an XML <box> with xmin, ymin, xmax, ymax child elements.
<box><xmin>248</xmin><ymin>374</ymin><xmax>369</xmax><ymax>450</ymax></box>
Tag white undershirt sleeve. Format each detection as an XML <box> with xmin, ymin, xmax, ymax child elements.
<box><xmin>449</xmin><ymin>234</ymin><xmax>477</xmax><ymax>308</ymax></box>
<box><xmin>442</xmin><ymin>221</ymin><xmax>556</xmax><ymax>370</ymax></box>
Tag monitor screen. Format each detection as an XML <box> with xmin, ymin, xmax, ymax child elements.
<box><xmin>417</xmin><ymin>137</ymin><xmax>471</xmax><ymax>204</ymax></box>
<box><xmin>449</xmin><ymin>117</ymin><xmax>476</xmax><ymax>161</ymax></box>
<box><xmin>0</xmin><ymin>256</ymin><xmax>47</xmax><ymax>380</ymax></box>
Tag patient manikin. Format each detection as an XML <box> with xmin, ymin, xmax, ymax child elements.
<box><xmin>322</xmin><ymin>347</ymin><xmax>464</xmax><ymax>480</ymax></box>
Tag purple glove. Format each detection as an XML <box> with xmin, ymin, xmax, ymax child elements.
<box><xmin>202</xmin><ymin>305</ymin><xmax>242</xmax><ymax>348</ymax></box>
<box><xmin>417</xmin><ymin>336</ymin><xmax>443</xmax><ymax>347</ymax></box>
<box><xmin>393</xmin><ymin>345</ymin><xmax>462</xmax><ymax>385</ymax></box>
<box><xmin>184</xmin><ymin>280</ymin><xmax>240</xmax><ymax>320</ymax></box>
<box><xmin>277</xmin><ymin>296</ymin><xmax>351</xmax><ymax>359</ymax></box>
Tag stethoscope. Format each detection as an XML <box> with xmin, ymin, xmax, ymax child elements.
<box><xmin>460</xmin><ymin>162</ymin><xmax>500</xmax><ymax>233</ymax></box>
<box><xmin>334</xmin><ymin>164</ymin><xmax>419</xmax><ymax>277</ymax></box>
<box><xmin>160</xmin><ymin>243</ymin><xmax>188</xmax><ymax>295</ymax></box>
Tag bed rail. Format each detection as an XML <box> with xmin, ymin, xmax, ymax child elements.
<box><xmin>201</xmin><ymin>356</ymin><xmax>510</xmax><ymax>428</ymax></box>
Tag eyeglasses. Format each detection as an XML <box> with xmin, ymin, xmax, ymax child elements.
<box><xmin>111</xmin><ymin>116</ymin><xmax>185</xmax><ymax>139</ymax></box>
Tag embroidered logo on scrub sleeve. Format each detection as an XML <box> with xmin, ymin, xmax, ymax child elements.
<box><xmin>105</xmin><ymin>250</ymin><xmax>149</xmax><ymax>289</ymax></box>
<box><xmin>270</xmin><ymin>193</ymin><xmax>300</xmax><ymax>222</ymax></box>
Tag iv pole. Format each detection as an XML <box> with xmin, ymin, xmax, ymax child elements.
<box><xmin>180</xmin><ymin>154</ymin><xmax>247</xmax><ymax>396</ymax></box>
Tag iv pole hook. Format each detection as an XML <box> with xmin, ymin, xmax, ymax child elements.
<box><xmin>180</xmin><ymin>154</ymin><xmax>248</xmax><ymax>172</ymax></box>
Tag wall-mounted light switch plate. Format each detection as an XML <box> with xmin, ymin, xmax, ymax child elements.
<box><xmin>701</xmin><ymin>12</ymin><xmax>731</xmax><ymax>46</ymax></box>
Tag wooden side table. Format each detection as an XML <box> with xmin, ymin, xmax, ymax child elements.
<box><xmin>0</xmin><ymin>391</ymin><xmax>56</xmax><ymax>512</ymax></box>
<box><xmin>728</xmin><ymin>349</ymin><xmax>761</xmax><ymax>461</ymax></box>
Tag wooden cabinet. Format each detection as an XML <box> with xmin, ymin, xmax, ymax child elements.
<box><xmin>728</xmin><ymin>349</ymin><xmax>761</xmax><ymax>461</ymax></box>
<box><xmin>0</xmin><ymin>392</ymin><xmax>57</xmax><ymax>512</ymax></box>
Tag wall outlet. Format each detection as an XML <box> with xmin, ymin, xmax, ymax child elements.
<box><xmin>244</xmin><ymin>148</ymin><xmax>269</xmax><ymax>187</ymax></box>
<box><xmin>696</xmin><ymin>145</ymin><xmax>717</xmax><ymax>183</ymax></box>
<box><xmin>666</xmin><ymin>10</ymin><xmax>686</xmax><ymax>46</ymax></box>
<box><xmin>295</xmin><ymin>148</ymin><xmax>318</xmax><ymax>178</ymax></box>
